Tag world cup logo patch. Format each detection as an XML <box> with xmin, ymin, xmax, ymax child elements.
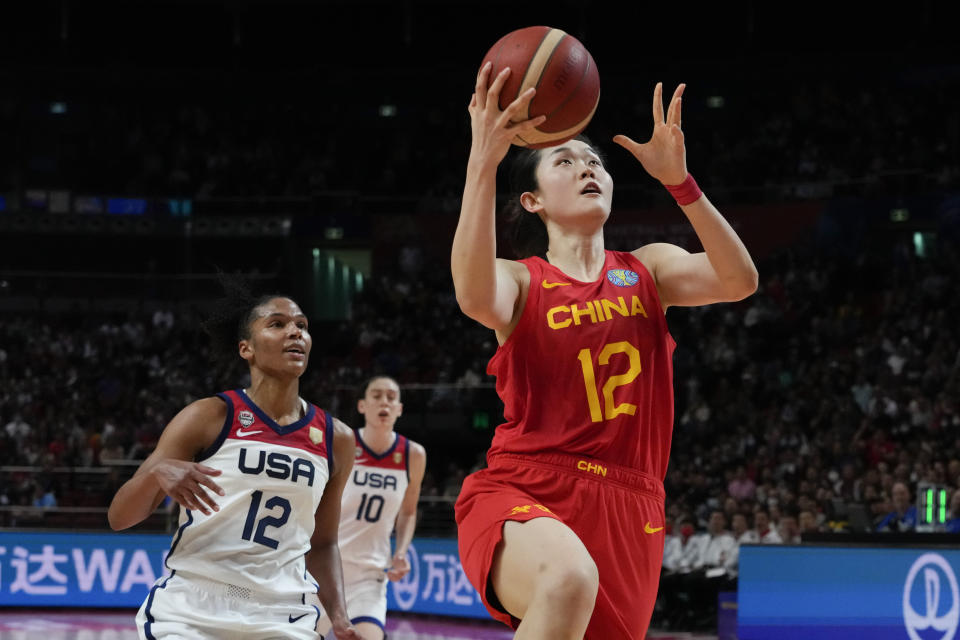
<box><xmin>606</xmin><ymin>269</ymin><xmax>639</xmax><ymax>287</ymax></box>
<box><xmin>238</xmin><ymin>410</ymin><xmax>255</xmax><ymax>427</ymax></box>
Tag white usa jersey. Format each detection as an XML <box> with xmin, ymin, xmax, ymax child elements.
<box><xmin>163</xmin><ymin>389</ymin><xmax>334</xmax><ymax>597</ymax></box>
<box><xmin>338</xmin><ymin>431</ymin><xmax>410</xmax><ymax>573</ymax></box>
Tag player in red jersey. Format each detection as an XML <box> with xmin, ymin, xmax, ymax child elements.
<box><xmin>108</xmin><ymin>285</ymin><xmax>362</xmax><ymax>640</ymax></box>
<box><xmin>451</xmin><ymin>63</ymin><xmax>759</xmax><ymax>639</ymax></box>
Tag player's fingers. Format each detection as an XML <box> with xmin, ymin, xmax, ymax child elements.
<box><xmin>612</xmin><ymin>134</ymin><xmax>640</xmax><ymax>151</ymax></box>
<box><xmin>194</xmin><ymin>485</ymin><xmax>220</xmax><ymax>512</ymax></box>
<box><xmin>508</xmin><ymin>114</ymin><xmax>546</xmax><ymax>134</ymax></box>
<box><xmin>486</xmin><ymin>67</ymin><xmax>512</xmax><ymax>110</ymax></box>
<box><xmin>667</xmin><ymin>85</ymin><xmax>685</xmax><ymax>128</ymax></box>
<box><xmin>176</xmin><ymin>490</ymin><xmax>207</xmax><ymax>514</ymax></box>
<box><xmin>502</xmin><ymin>87</ymin><xmax>535</xmax><ymax>121</ymax></box>
<box><xmin>198</xmin><ymin>475</ymin><xmax>225</xmax><ymax>496</ymax></box>
<box><xmin>475</xmin><ymin>62</ymin><xmax>492</xmax><ymax>109</ymax></box>
<box><xmin>477</xmin><ymin>59</ymin><xmax>491</xmax><ymax>82</ymax></box>
<box><xmin>195</xmin><ymin>464</ymin><xmax>222</xmax><ymax>476</ymax></box>
<box><xmin>671</xmin><ymin>124</ymin><xmax>685</xmax><ymax>144</ymax></box>
<box><xmin>652</xmin><ymin>82</ymin><xmax>665</xmax><ymax>125</ymax></box>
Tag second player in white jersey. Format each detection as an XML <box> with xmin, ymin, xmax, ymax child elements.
<box><xmin>317</xmin><ymin>376</ymin><xmax>426</xmax><ymax>640</ymax></box>
<box><xmin>339</xmin><ymin>429</ymin><xmax>411</xmax><ymax>574</ymax></box>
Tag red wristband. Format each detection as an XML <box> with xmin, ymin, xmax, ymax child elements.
<box><xmin>664</xmin><ymin>174</ymin><xmax>703</xmax><ymax>206</ymax></box>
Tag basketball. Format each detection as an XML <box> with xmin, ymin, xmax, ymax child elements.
<box><xmin>480</xmin><ymin>26</ymin><xmax>600</xmax><ymax>149</ymax></box>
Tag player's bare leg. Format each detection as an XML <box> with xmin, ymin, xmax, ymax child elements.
<box><xmin>490</xmin><ymin>518</ymin><xmax>598</xmax><ymax>640</ymax></box>
<box><xmin>351</xmin><ymin>621</ymin><xmax>383</xmax><ymax>640</ymax></box>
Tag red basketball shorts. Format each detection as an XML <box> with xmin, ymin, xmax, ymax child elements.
<box><xmin>454</xmin><ymin>452</ymin><xmax>666</xmax><ymax>640</ymax></box>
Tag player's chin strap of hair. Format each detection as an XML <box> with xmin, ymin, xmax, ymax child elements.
<box><xmin>664</xmin><ymin>173</ymin><xmax>703</xmax><ymax>206</ymax></box>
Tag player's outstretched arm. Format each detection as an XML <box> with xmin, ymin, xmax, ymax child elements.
<box><xmin>107</xmin><ymin>397</ymin><xmax>225</xmax><ymax>530</ymax></box>
<box><xmin>452</xmin><ymin>62</ymin><xmax>544</xmax><ymax>332</ymax></box>
<box><xmin>614</xmin><ymin>83</ymin><xmax>758</xmax><ymax>308</ymax></box>
<box><xmin>306</xmin><ymin>419</ymin><xmax>362</xmax><ymax>640</ymax></box>
<box><xmin>387</xmin><ymin>441</ymin><xmax>426</xmax><ymax>581</ymax></box>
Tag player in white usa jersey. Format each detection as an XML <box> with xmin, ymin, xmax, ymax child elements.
<box><xmin>109</xmin><ymin>291</ymin><xmax>363</xmax><ymax>640</ymax></box>
<box><xmin>317</xmin><ymin>376</ymin><xmax>426</xmax><ymax>640</ymax></box>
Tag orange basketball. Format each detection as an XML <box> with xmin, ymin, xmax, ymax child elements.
<box><xmin>480</xmin><ymin>26</ymin><xmax>600</xmax><ymax>149</ymax></box>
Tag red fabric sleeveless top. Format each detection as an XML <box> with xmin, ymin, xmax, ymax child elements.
<box><xmin>486</xmin><ymin>251</ymin><xmax>676</xmax><ymax>478</ymax></box>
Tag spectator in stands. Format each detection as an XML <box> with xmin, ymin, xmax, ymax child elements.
<box><xmin>753</xmin><ymin>509</ymin><xmax>782</xmax><ymax>544</ymax></box>
<box><xmin>768</xmin><ymin>501</ymin><xmax>783</xmax><ymax>529</ymax></box>
<box><xmin>732</xmin><ymin>512</ymin><xmax>758</xmax><ymax>544</ymax></box>
<box><xmin>779</xmin><ymin>512</ymin><xmax>802</xmax><ymax>544</ymax></box>
<box><xmin>722</xmin><ymin>496</ymin><xmax>741</xmax><ymax>526</ymax></box>
<box><xmin>662</xmin><ymin>515</ymin><xmax>703</xmax><ymax>574</ymax></box>
<box><xmin>31</xmin><ymin>482</ymin><xmax>57</xmax><ymax>508</ymax></box>
<box><xmin>4</xmin><ymin>412</ymin><xmax>30</xmax><ymax>440</ymax></box>
<box><xmin>693</xmin><ymin>510</ymin><xmax>739</xmax><ymax>575</ymax></box>
<box><xmin>834</xmin><ymin>462</ymin><xmax>859</xmax><ymax>501</ymax></box>
<box><xmin>680</xmin><ymin>510</ymin><xmax>740</xmax><ymax>630</ymax></box>
<box><xmin>798</xmin><ymin>509</ymin><xmax>822</xmax><ymax>535</ymax></box>
<box><xmin>727</xmin><ymin>465</ymin><xmax>756</xmax><ymax>501</ymax></box>
<box><xmin>876</xmin><ymin>481</ymin><xmax>917</xmax><ymax>532</ymax></box>
<box><xmin>99</xmin><ymin>434</ymin><xmax>127</xmax><ymax>463</ymax></box>
<box><xmin>657</xmin><ymin>515</ymin><xmax>708</xmax><ymax>630</ymax></box>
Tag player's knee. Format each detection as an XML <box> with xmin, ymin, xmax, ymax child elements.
<box><xmin>536</xmin><ymin>556</ymin><xmax>599</xmax><ymax>611</ymax></box>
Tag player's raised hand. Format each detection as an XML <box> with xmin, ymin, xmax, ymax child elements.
<box><xmin>613</xmin><ymin>82</ymin><xmax>689</xmax><ymax>186</ymax></box>
<box><xmin>386</xmin><ymin>552</ymin><xmax>411</xmax><ymax>581</ymax></box>
<box><xmin>468</xmin><ymin>62</ymin><xmax>546</xmax><ymax>168</ymax></box>
<box><xmin>152</xmin><ymin>459</ymin><xmax>224</xmax><ymax>515</ymax></box>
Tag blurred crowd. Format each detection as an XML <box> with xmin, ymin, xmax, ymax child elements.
<box><xmin>1</xmin><ymin>54</ymin><xmax>958</xmax><ymax>208</ymax></box>
<box><xmin>3</xmin><ymin>227</ymin><xmax>960</xmax><ymax>536</ymax></box>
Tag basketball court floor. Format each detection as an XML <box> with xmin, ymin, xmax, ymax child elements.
<box><xmin>0</xmin><ymin>610</ymin><xmax>718</xmax><ymax>639</ymax></box>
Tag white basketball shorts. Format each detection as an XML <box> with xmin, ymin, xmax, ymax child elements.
<box><xmin>137</xmin><ymin>572</ymin><xmax>320</xmax><ymax>640</ymax></box>
<box><xmin>316</xmin><ymin>567</ymin><xmax>389</xmax><ymax>634</ymax></box>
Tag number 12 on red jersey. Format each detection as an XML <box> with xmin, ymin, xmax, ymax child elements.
<box><xmin>577</xmin><ymin>341</ymin><xmax>642</xmax><ymax>422</ymax></box>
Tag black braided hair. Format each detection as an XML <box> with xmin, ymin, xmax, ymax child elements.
<box><xmin>201</xmin><ymin>272</ymin><xmax>297</xmax><ymax>365</ymax></box>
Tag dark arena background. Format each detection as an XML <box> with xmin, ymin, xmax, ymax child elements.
<box><xmin>1</xmin><ymin>1</ymin><xmax>959</xmax><ymax>638</ymax></box>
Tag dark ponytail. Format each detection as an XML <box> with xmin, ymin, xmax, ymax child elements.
<box><xmin>503</xmin><ymin>145</ymin><xmax>549</xmax><ymax>259</ymax></box>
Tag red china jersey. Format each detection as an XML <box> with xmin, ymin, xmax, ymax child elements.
<box><xmin>486</xmin><ymin>251</ymin><xmax>676</xmax><ymax>478</ymax></box>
